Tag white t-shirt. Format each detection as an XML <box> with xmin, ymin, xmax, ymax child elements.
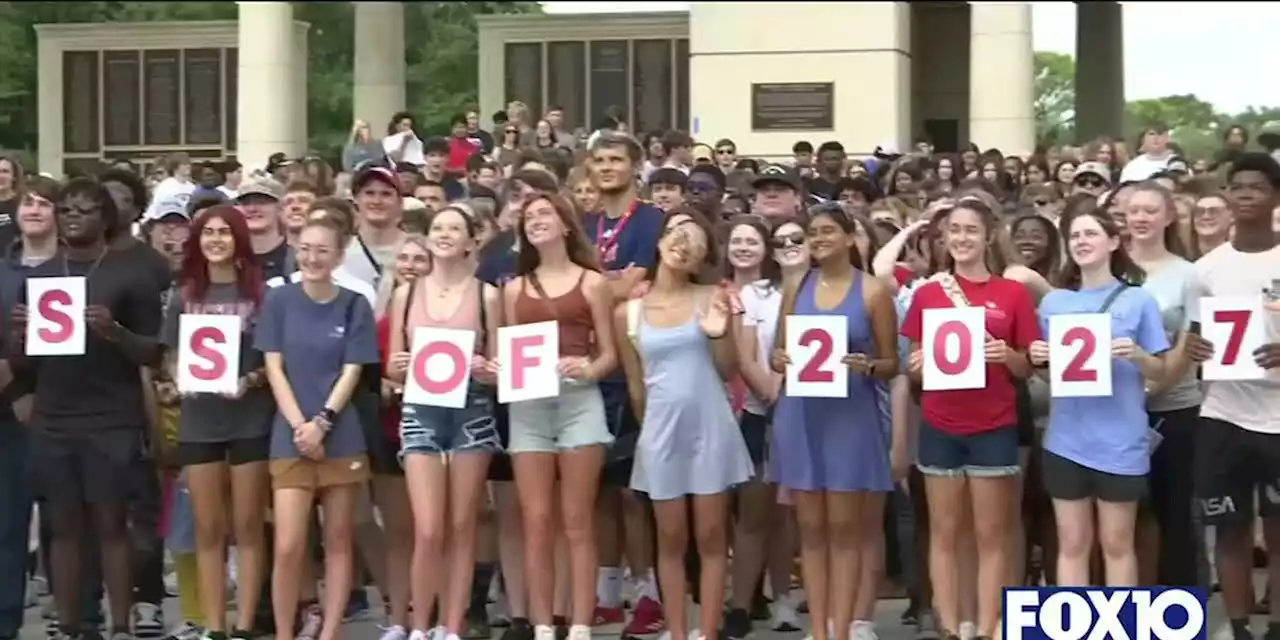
<box><xmin>340</xmin><ymin>235</ymin><xmax>399</xmax><ymax>292</ymax></box>
<box><xmin>739</xmin><ymin>280</ymin><xmax>783</xmax><ymax>416</ymax></box>
<box><xmin>1186</xmin><ymin>242</ymin><xmax>1280</xmax><ymax>434</ymax></box>
<box><xmin>1119</xmin><ymin>153</ymin><xmax>1172</xmax><ymax>183</ymax></box>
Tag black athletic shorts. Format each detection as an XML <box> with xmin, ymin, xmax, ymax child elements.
<box><xmin>178</xmin><ymin>435</ymin><xmax>270</xmax><ymax>467</ymax></box>
<box><xmin>1195</xmin><ymin>417</ymin><xmax>1280</xmax><ymax>527</ymax></box>
<box><xmin>1041</xmin><ymin>449</ymin><xmax>1146</xmax><ymax>503</ymax></box>
<box><xmin>30</xmin><ymin>427</ymin><xmax>148</xmax><ymax>507</ymax></box>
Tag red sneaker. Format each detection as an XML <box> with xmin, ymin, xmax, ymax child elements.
<box><xmin>622</xmin><ymin>597</ymin><xmax>666</xmax><ymax>636</ymax></box>
<box><xmin>593</xmin><ymin>605</ymin><xmax>625</xmax><ymax>627</ymax></box>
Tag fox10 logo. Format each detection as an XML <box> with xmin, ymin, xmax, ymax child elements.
<box><xmin>1003</xmin><ymin>587</ymin><xmax>1207</xmax><ymax>640</ymax></box>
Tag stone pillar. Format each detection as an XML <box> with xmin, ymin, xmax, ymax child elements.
<box><xmin>1074</xmin><ymin>1</ymin><xmax>1125</xmax><ymax>143</ymax></box>
<box><xmin>353</xmin><ymin>2</ymin><xmax>406</xmax><ymax>134</ymax></box>
<box><xmin>968</xmin><ymin>2</ymin><xmax>1035</xmax><ymax>155</ymax></box>
<box><xmin>237</xmin><ymin>2</ymin><xmax>299</xmax><ymax>170</ymax></box>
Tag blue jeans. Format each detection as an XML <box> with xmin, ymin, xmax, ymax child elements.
<box><xmin>0</xmin><ymin>423</ymin><xmax>31</xmax><ymax>639</ymax></box>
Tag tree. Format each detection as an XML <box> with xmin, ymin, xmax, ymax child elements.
<box><xmin>1033</xmin><ymin>51</ymin><xmax>1076</xmax><ymax>147</ymax></box>
<box><xmin>0</xmin><ymin>1</ymin><xmax>539</xmax><ymax>167</ymax></box>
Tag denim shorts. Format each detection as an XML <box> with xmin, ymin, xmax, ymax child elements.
<box><xmin>400</xmin><ymin>387</ymin><xmax>503</xmax><ymax>457</ymax></box>
<box><xmin>508</xmin><ymin>379</ymin><xmax>614</xmax><ymax>453</ymax></box>
<box><xmin>916</xmin><ymin>420</ymin><xmax>1020</xmax><ymax>478</ymax></box>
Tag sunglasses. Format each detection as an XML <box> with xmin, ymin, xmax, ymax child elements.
<box><xmin>1033</xmin><ymin>200</ymin><xmax>1050</xmax><ymax>207</ymax></box>
<box><xmin>1075</xmin><ymin>177</ymin><xmax>1106</xmax><ymax>188</ymax></box>
<box><xmin>771</xmin><ymin>232</ymin><xmax>805</xmax><ymax>248</ymax></box>
<box><xmin>715</xmin><ymin>148</ymin><xmax>734</xmax><ymax>155</ymax></box>
<box><xmin>505</xmin><ymin>129</ymin><xmax>518</xmax><ymax>134</ymax></box>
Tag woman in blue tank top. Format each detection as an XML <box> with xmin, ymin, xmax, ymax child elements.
<box><xmin>1029</xmin><ymin>207</ymin><xmax>1169</xmax><ymax>587</ymax></box>
<box><xmin>768</xmin><ymin>205</ymin><xmax>904</xmax><ymax>640</ymax></box>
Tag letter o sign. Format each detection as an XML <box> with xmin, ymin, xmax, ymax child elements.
<box><xmin>413</xmin><ymin>341</ymin><xmax>468</xmax><ymax>395</ymax></box>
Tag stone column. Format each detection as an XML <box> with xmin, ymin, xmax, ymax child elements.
<box><xmin>237</xmin><ymin>2</ymin><xmax>298</xmax><ymax>170</ymax></box>
<box><xmin>353</xmin><ymin>2</ymin><xmax>406</xmax><ymax>134</ymax></box>
<box><xmin>968</xmin><ymin>2</ymin><xmax>1035</xmax><ymax>155</ymax></box>
<box><xmin>1074</xmin><ymin>1</ymin><xmax>1125</xmax><ymax>143</ymax></box>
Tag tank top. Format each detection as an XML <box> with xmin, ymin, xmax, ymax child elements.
<box><xmin>406</xmin><ymin>276</ymin><xmax>483</xmax><ymax>335</ymax></box>
<box><xmin>513</xmin><ymin>270</ymin><xmax>594</xmax><ymax>357</ymax></box>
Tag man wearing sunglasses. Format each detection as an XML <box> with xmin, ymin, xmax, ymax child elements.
<box><xmin>713</xmin><ymin>139</ymin><xmax>737</xmax><ymax>173</ymax></box>
<box><xmin>1071</xmin><ymin>161</ymin><xmax>1112</xmax><ymax>198</ymax></box>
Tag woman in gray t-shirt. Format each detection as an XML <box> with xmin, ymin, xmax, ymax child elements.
<box><xmin>161</xmin><ymin>205</ymin><xmax>275</xmax><ymax>637</ymax></box>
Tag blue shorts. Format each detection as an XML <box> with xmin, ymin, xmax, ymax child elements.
<box><xmin>400</xmin><ymin>388</ymin><xmax>503</xmax><ymax>457</ymax></box>
<box><xmin>916</xmin><ymin>420</ymin><xmax>1020</xmax><ymax>478</ymax></box>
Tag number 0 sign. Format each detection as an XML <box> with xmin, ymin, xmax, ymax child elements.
<box><xmin>784</xmin><ymin>315</ymin><xmax>848</xmax><ymax>397</ymax></box>
<box><xmin>1200</xmin><ymin>296</ymin><xmax>1265</xmax><ymax>381</ymax></box>
<box><xmin>1048</xmin><ymin>314</ymin><xmax>1113</xmax><ymax>397</ymax></box>
<box><xmin>921</xmin><ymin>307</ymin><xmax>986</xmax><ymax>391</ymax></box>
<box><xmin>176</xmin><ymin>314</ymin><xmax>243</xmax><ymax>394</ymax></box>
<box><xmin>403</xmin><ymin>327</ymin><xmax>477</xmax><ymax>409</ymax></box>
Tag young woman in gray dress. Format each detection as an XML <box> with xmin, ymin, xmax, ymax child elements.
<box><xmin>615</xmin><ymin>213</ymin><xmax>753</xmax><ymax>640</ymax></box>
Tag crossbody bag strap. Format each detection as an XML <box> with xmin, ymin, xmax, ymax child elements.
<box><xmin>1098</xmin><ymin>284</ymin><xmax>1128</xmax><ymax>314</ymax></box>
<box><xmin>400</xmin><ymin>277</ymin><xmax>418</xmax><ymax>347</ymax></box>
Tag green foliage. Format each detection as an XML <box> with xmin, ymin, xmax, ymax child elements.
<box><xmin>1032</xmin><ymin>50</ymin><xmax>1280</xmax><ymax>160</ymax></box>
<box><xmin>0</xmin><ymin>1</ymin><xmax>540</xmax><ymax>167</ymax></box>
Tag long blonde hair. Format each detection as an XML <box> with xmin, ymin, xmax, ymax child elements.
<box><xmin>374</xmin><ymin>234</ymin><xmax>431</xmax><ymax>318</ymax></box>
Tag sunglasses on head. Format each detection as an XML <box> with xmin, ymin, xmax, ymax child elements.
<box><xmin>771</xmin><ymin>231</ymin><xmax>805</xmax><ymax>248</ymax></box>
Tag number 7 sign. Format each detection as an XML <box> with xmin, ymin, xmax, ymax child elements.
<box><xmin>1200</xmin><ymin>296</ymin><xmax>1265</xmax><ymax>381</ymax></box>
<box><xmin>784</xmin><ymin>315</ymin><xmax>848</xmax><ymax>398</ymax></box>
<box><xmin>1048</xmin><ymin>314</ymin><xmax>1113</xmax><ymax>397</ymax></box>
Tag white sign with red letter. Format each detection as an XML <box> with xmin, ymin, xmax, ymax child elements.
<box><xmin>177</xmin><ymin>314</ymin><xmax>243</xmax><ymax>394</ymax></box>
<box><xmin>25</xmin><ymin>277</ymin><xmax>87</xmax><ymax>356</ymax></box>
<box><xmin>1200</xmin><ymin>296</ymin><xmax>1266</xmax><ymax>381</ymax></box>
<box><xmin>784</xmin><ymin>315</ymin><xmax>848</xmax><ymax>398</ymax></box>
<box><xmin>1048</xmin><ymin>314</ymin><xmax>1113</xmax><ymax>397</ymax></box>
<box><xmin>497</xmin><ymin>321</ymin><xmax>560</xmax><ymax>404</ymax></box>
<box><xmin>403</xmin><ymin>327</ymin><xmax>477</xmax><ymax>409</ymax></box>
<box><xmin>921</xmin><ymin>307</ymin><xmax>986</xmax><ymax>391</ymax></box>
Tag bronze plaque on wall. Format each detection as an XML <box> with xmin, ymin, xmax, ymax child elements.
<box><xmin>547</xmin><ymin>42</ymin><xmax>585</xmax><ymax>132</ymax></box>
<box><xmin>589</xmin><ymin>41</ymin><xmax>628</xmax><ymax>130</ymax></box>
<box><xmin>631</xmin><ymin>40</ymin><xmax>672</xmax><ymax>134</ymax></box>
<box><xmin>225</xmin><ymin>47</ymin><xmax>238</xmax><ymax>151</ymax></box>
<box><xmin>63</xmin><ymin>51</ymin><xmax>100</xmax><ymax>153</ymax></box>
<box><xmin>103</xmin><ymin>51</ymin><xmax>140</xmax><ymax>146</ymax></box>
<box><xmin>751</xmin><ymin>82</ymin><xmax>834</xmax><ymax>131</ymax></box>
<box><xmin>144</xmin><ymin>49</ymin><xmax>181</xmax><ymax>145</ymax></box>
<box><xmin>675</xmin><ymin>39</ymin><xmax>689</xmax><ymax>132</ymax></box>
<box><xmin>504</xmin><ymin>43</ymin><xmax>543</xmax><ymax>119</ymax></box>
<box><xmin>183</xmin><ymin>48</ymin><xmax>222</xmax><ymax>145</ymax></box>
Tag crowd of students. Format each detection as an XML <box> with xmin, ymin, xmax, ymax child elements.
<box><xmin>0</xmin><ymin>114</ymin><xmax>1276</xmax><ymax>640</ymax></box>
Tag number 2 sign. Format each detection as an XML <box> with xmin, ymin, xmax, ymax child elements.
<box><xmin>1200</xmin><ymin>296</ymin><xmax>1266</xmax><ymax>381</ymax></box>
<box><xmin>1048</xmin><ymin>314</ymin><xmax>1113</xmax><ymax>397</ymax></box>
<box><xmin>784</xmin><ymin>315</ymin><xmax>848</xmax><ymax>397</ymax></box>
<box><xmin>921</xmin><ymin>307</ymin><xmax>986</xmax><ymax>391</ymax></box>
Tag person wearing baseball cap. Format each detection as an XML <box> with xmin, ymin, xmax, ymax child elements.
<box><xmin>344</xmin><ymin>165</ymin><xmax>407</xmax><ymax>290</ymax></box>
<box><xmin>234</xmin><ymin>175</ymin><xmax>293</xmax><ymax>280</ymax></box>
<box><xmin>751</xmin><ymin>164</ymin><xmax>804</xmax><ymax>219</ymax></box>
<box><xmin>1071</xmin><ymin>161</ymin><xmax>1112</xmax><ymax>197</ymax></box>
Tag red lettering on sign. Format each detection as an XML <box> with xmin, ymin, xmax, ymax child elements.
<box><xmin>510</xmin><ymin>335</ymin><xmax>543</xmax><ymax>390</ymax></box>
<box><xmin>35</xmin><ymin>289</ymin><xmax>73</xmax><ymax>343</ymax></box>
<box><xmin>189</xmin><ymin>327</ymin><xmax>227</xmax><ymax>381</ymax></box>
<box><xmin>1061</xmin><ymin>326</ymin><xmax>1098</xmax><ymax>382</ymax></box>
<box><xmin>797</xmin><ymin>328</ymin><xmax>834</xmax><ymax>383</ymax></box>
<box><xmin>412</xmin><ymin>341</ymin><xmax>468</xmax><ymax>394</ymax></box>
<box><xmin>1214</xmin><ymin>309</ymin><xmax>1251</xmax><ymax>366</ymax></box>
<box><xmin>932</xmin><ymin>320</ymin><xmax>972</xmax><ymax>376</ymax></box>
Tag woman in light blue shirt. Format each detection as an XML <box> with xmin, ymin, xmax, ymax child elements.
<box><xmin>1029</xmin><ymin>207</ymin><xmax>1170</xmax><ymax>587</ymax></box>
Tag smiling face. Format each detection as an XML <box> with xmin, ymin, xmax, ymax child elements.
<box><xmin>572</xmin><ymin>179</ymin><xmax>600</xmax><ymax>213</ymax></box>
<box><xmin>17</xmin><ymin>192</ymin><xmax>55</xmax><ymax>238</ymax></box>
<box><xmin>58</xmin><ymin>192</ymin><xmax>108</xmax><ymax>246</ymax></box>
<box><xmin>1193</xmin><ymin>195</ymin><xmax>1231</xmax><ymax>240</ymax></box>
<box><xmin>1011</xmin><ymin>218</ymin><xmax>1050</xmax><ymax>265</ymax></box>
<box><xmin>395</xmin><ymin>240</ymin><xmax>431</xmax><ymax>283</ymax></box>
<box><xmin>284</xmin><ymin>189</ymin><xmax>316</xmax><ymax>234</ymax></box>
<box><xmin>239</xmin><ymin>194</ymin><xmax>281</xmax><ymax>234</ymax></box>
<box><xmin>200</xmin><ymin>215</ymin><xmax>236</xmax><ymax>265</ymax></box>
<box><xmin>356</xmin><ymin>177</ymin><xmax>401</xmax><ymax>227</ymax></box>
<box><xmin>945</xmin><ymin>206</ymin><xmax>988</xmax><ymax>267</ymax></box>
<box><xmin>296</xmin><ymin>224</ymin><xmax>343</xmax><ymax>282</ymax></box>
<box><xmin>428</xmin><ymin>208</ymin><xmax>476</xmax><ymax>261</ymax></box>
<box><xmin>521</xmin><ymin>197</ymin><xmax>568</xmax><ymax>248</ymax></box>
<box><xmin>727</xmin><ymin>223</ymin><xmax>766</xmax><ymax>274</ymax></box>
<box><xmin>1124</xmin><ymin>188</ymin><xmax>1169</xmax><ymax>245</ymax></box>
<box><xmin>1067</xmin><ymin>213</ymin><xmax>1119</xmax><ymax>272</ymax></box>
<box><xmin>658</xmin><ymin>220</ymin><xmax>708</xmax><ymax>275</ymax></box>
<box><xmin>936</xmin><ymin>159</ymin><xmax>953</xmax><ymax>181</ymax></box>
<box><xmin>771</xmin><ymin>222</ymin><xmax>808</xmax><ymax>269</ymax></box>
<box><xmin>807</xmin><ymin>213</ymin><xmax>854</xmax><ymax>265</ymax></box>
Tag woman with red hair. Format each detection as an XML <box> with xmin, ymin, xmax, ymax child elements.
<box><xmin>161</xmin><ymin>204</ymin><xmax>272</xmax><ymax>640</ymax></box>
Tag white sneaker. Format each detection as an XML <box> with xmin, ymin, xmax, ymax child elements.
<box><xmin>535</xmin><ymin>625</ymin><xmax>557</xmax><ymax>640</ymax></box>
<box><xmin>380</xmin><ymin>625</ymin><xmax>409</xmax><ymax>640</ymax></box>
<box><xmin>407</xmin><ymin>630</ymin><xmax>431</xmax><ymax>640</ymax></box>
<box><xmin>131</xmin><ymin>602</ymin><xmax>165</xmax><ymax>639</ymax></box>
<box><xmin>851</xmin><ymin>621</ymin><xmax>878</xmax><ymax>640</ymax></box>
<box><xmin>688</xmin><ymin>630</ymin><xmax>704</xmax><ymax>640</ymax></box>
<box><xmin>165</xmin><ymin>622</ymin><xmax>204</xmax><ymax>640</ymax></box>
<box><xmin>958</xmin><ymin>621</ymin><xmax>977</xmax><ymax>640</ymax></box>
<box><xmin>771</xmin><ymin>596</ymin><xmax>801</xmax><ymax>632</ymax></box>
<box><xmin>569</xmin><ymin>625</ymin><xmax>592</xmax><ymax>640</ymax></box>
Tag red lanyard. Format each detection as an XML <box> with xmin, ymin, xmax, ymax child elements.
<box><xmin>595</xmin><ymin>200</ymin><xmax>642</xmax><ymax>262</ymax></box>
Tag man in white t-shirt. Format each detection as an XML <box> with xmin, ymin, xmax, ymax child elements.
<box><xmin>1119</xmin><ymin>122</ymin><xmax>1174</xmax><ymax>183</ymax></box>
<box><xmin>1185</xmin><ymin>152</ymin><xmax>1280</xmax><ymax>640</ymax></box>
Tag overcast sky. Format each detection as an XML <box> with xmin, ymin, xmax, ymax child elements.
<box><xmin>540</xmin><ymin>2</ymin><xmax>1280</xmax><ymax>115</ymax></box>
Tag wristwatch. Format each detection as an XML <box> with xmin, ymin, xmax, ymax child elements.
<box><xmin>318</xmin><ymin>408</ymin><xmax>337</xmax><ymax>424</ymax></box>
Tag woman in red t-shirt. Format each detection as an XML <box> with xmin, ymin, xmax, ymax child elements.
<box><xmin>900</xmin><ymin>196</ymin><xmax>1040</xmax><ymax>640</ymax></box>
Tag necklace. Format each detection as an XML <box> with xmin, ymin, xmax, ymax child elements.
<box><xmin>62</xmin><ymin>246</ymin><xmax>109</xmax><ymax>278</ymax></box>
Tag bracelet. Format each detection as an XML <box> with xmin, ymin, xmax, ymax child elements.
<box><xmin>312</xmin><ymin>415</ymin><xmax>332</xmax><ymax>434</ymax></box>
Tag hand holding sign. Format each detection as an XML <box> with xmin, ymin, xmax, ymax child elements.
<box><xmin>1047</xmin><ymin>313</ymin><xmax>1113</xmax><ymax>397</ymax></box>
<box><xmin>784</xmin><ymin>315</ymin><xmax>848</xmax><ymax>397</ymax></box>
<box><xmin>921</xmin><ymin>307</ymin><xmax>986</xmax><ymax>391</ymax></box>
<box><xmin>497</xmin><ymin>321</ymin><xmax>560</xmax><ymax>404</ymax></box>
<box><xmin>403</xmin><ymin>327</ymin><xmax>477</xmax><ymax>409</ymax></box>
<box><xmin>1199</xmin><ymin>297</ymin><xmax>1266</xmax><ymax>381</ymax></box>
<box><xmin>25</xmin><ymin>277</ymin><xmax>86</xmax><ymax>356</ymax></box>
<box><xmin>177</xmin><ymin>314</ymin><xmax>243</xmax><ymax>395</ymax></box>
